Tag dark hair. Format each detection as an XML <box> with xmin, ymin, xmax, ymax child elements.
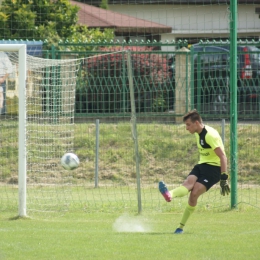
<box><xmin>183</xmin><ymin>109</ymin><xmax>202</xmax><ymax>123</ymax></box>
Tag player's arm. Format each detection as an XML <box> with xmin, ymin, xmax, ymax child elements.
<box><xmin>214</xmin><ymin>147</ymin><xmax>230</xmax><ymax>196</ymax></box>
<box><xmin>2</xmin><ymin>53</ymin><xmax>13</xmax><ymax>83</ymax></box>
<box><xmin>214</xmin><ymin>147</ymin><xmax>227</xmax><ymax>173</ymax></box>
<box><xmin>0</xmin><ymin>74</ymin><xmax>8</xmax><ymax>84</ymax></box>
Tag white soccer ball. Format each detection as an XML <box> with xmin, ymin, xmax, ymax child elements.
<box><xmin>61</xmin><ymin>152</ymin><xmax>80</xmax><ymax>170</ymax></box>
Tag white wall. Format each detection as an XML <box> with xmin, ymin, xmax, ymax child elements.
<box><xmin>109</xmin><ymin>4</ymin><xmax>260</xmax><ymax>40</ymax></box>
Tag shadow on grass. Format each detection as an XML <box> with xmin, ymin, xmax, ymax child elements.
<box><xmin>8</xmin><ymin>215</ymin><xmax>31</xmax><ymax>221</ymax></box>
<box><xmin>114</xmin><ymin>231</ymin><xmax>184</xmax><ymax>235</ymax></box>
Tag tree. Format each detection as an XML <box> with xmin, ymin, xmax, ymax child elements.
<box><xmin>100</xmin><ymin>0</ymin><xmax>109</xmax><ymax>10</ymax></box>
<box><xmin>0</xmin><ymin>0</ymin><xmax>114</xmax><ymax>49</ymax></box>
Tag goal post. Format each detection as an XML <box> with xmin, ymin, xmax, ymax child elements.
<box><xmin>0</xmin><ymin>44</ymin><xmax>27</xmax><ymax>217</ymax></box>
<box><xmin>126</xmin><ymin>50</ymin><xmax>142</xmax><ymax>214</ymax></box>
<box><xmin>17</xmin><ymin>45</ymin><xmax>27</xmax><ymax>217</ymax></box>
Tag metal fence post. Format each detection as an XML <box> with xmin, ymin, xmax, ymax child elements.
<box><xmin>229</xmin><ymin>1</ymin><xmax>238</xmax><ymax>209</ymax></box>
<box><xmin>95</xmin><ymin>119</ymin><xmax>100</xmax><ymax>188</ymax></box>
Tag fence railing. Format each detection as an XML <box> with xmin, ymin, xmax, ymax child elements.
<box><xmin>39</xmin><ymin>41</ymin><xmax>260</xmax><ymax>120</ymax></box>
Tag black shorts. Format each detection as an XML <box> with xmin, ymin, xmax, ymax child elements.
<box><xmin>189</xmin><ymin>163</ymin><xmax>221</xmax><ymax>191</ymax></box>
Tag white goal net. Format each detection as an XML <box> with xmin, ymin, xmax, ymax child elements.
<box><xmin>0</xmin><ymin>45</ymin><xmax>82</xmax><ymax>216</ymax></box>
<box><xmin>1</xmin><ymin>47</ymin><xmax>142</xmax><ymax>217</ymax></box>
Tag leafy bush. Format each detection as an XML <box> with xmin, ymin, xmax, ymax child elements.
<box><xmin>76</xmin><ymin>46</ymin><xmax>174</xmax><ymax>114</ymax></box>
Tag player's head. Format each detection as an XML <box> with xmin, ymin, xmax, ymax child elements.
<box><xmin>183</xmin><ymin>109</ymin><xmax>203</xmax><ymax>134</ymax></box>
<box><xmin>183</xmin><ymin>109</ymin><xmax>202</xmax><ymax>123</ymax></box>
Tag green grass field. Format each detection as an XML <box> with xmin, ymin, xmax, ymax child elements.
<box><xmin>1</xmin><ymin>120</ymin><xmax>260</xmax><ymax>259</ymax></box>
<box><xmin>0</xmin><ymin>208</ymin><xmax>259</xmax><ymax>260</ymax></box>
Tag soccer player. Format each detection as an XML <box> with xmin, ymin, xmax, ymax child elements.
<box><xmin>159</xmin><ymin>109</ymin><xmax>230</xmax><ymax>234</ymax></box>
<box><xmin>0</xmin><ymin>52</ymin><xmax>13</xmax><ymax>115</ymax></box>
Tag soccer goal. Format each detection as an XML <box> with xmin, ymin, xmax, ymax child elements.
<box><xmin>0</xmin><ymin>47</ymin><xmax>145</xmax><ymax>216</ymax></box>
<box><xmin>0</xmin><ymin>44</ymin><xmax>82</xmax><ymax>217</ymax></box>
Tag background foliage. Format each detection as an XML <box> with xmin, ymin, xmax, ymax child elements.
<box><xmin>0</xmin><ymin>0</ymin><xmax>114</xmax><ymax>49</ymax></box>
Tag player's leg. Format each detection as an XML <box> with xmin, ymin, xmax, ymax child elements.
<box><xmin>158</xmin><ymin>178</ymin><xmax>192</xmax><ymax>202</ymax></box>
<box><xmin>1</xmin><ymin>82</ymin><xmax>6</xmax><ymax>114</ymax></box>
<box><xmin>188</xmin><ymin>181</ymin><xmax>207</xmax><ymax>206</ymax></box>
<box><xmin>174</xmin><ymin>182</ymin><xmax>206</xmax><ymax>234</ymax></box>
<box><xmin>173</xmin><ymin>174</ymin><xmax>197</xmax><ymax>196</ymax></box>
<box><xmin>159</xmin><ymin>167</ymin><xmax>198</xmax><ymax>202</ymax></box>
<box><xmin>0</xmin><ymin>86</ymin><xmax>3</xmax><ymax>110</ymax></box>
<box><xmin>175</xmin><ymin>164</ymin><xmax>220</xmax><ymax>233</ymax></box>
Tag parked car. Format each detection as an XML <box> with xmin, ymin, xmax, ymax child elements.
<box><xmin>213</xmin><ymin>45</ymin><xmax>260</xmax><ymax>81</ymax></box>
<box><xmin>173</xmin><ymin>44</ymin><xmax>260</xmax><ymax>114</ymax></box>
<box><xmin>193</xmin><ymin>44</ymin><xmax>260</xmax><ymax>78</ymax></box>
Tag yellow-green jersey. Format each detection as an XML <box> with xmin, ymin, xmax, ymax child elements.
<box><xmin>195</xmin><ymin>125</ymin><xmax>225</xmax><ymax>166</ymax></box>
